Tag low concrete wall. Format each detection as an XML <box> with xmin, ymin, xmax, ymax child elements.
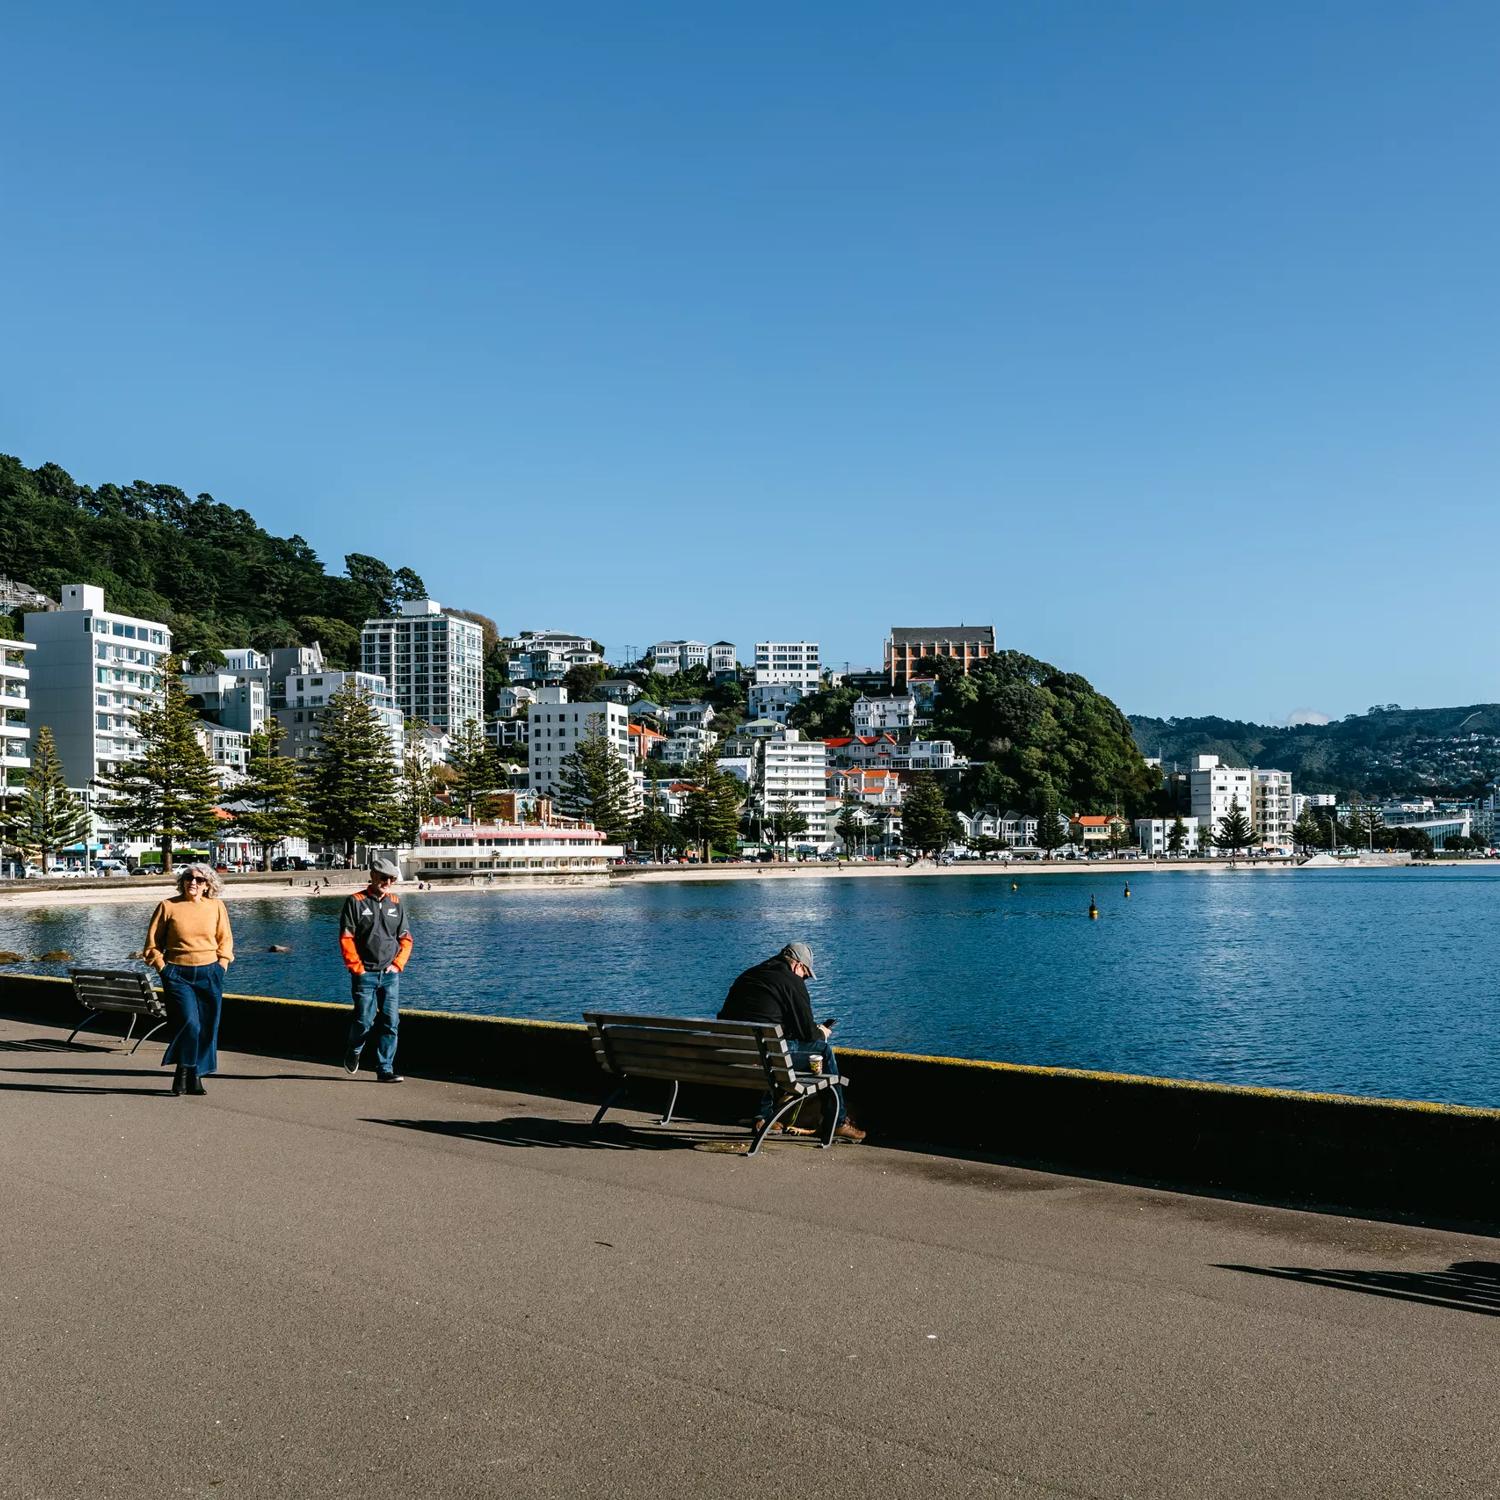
<box><xmin>4</xmin><ymin>972</ymin><xmax>1496</xmax><ymax>1233</ymax></box>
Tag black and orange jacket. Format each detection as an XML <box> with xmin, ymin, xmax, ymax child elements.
<box><xmin>338</xmin><ymin>889</ymin><xmax>413</xmax><ymax>975</ymax></box>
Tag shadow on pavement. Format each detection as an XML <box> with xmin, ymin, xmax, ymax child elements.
<box><xmin>1219</xmin><ymin>1259</ymin><xmax>1500</xmax><ymax>1317</ymax></box>
<box><xmin>0</xmin><ymin>1038</ymin><xmax>114</xmax><ymax>1053</ymax></box>
<box><xmin>0</xmin><ymin>1079</ymin><xmax>165</xmax><ymax>1096</ymax></box>
<box><xmin>371</xmin><ymin>1116</ymin><xmax>709</xmax><ymax>1151</ymax></box>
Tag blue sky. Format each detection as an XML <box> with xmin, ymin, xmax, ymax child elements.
<box><xmin>3</xmin><ymin>2</ymin><xmax>1497</xmax><ymax>723</ymax></box>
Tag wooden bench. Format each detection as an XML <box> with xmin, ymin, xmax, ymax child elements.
<box><xmin>66</xmin><ymin>967</ymin><xmax>169</xmax><ymax>1054</ymax></box>
<box><xmin>583</xmin><ymin>1011</ymin><xmax>844</xmax><ymax>1155</ymax></box>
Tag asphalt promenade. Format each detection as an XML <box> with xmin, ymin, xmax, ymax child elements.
<box><xmin>3</xmin><ymin>1012</ymin><xmax>1496</xmax><ymax>1499</ymax></box>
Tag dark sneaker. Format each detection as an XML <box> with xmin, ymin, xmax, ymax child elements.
<box><xmin>376</xmin><ymin>1071</ymin><xmax>404</xmax><ymax>1083</ymax></box>
<box><xmin>342</xmin><ymin>1049</ymin><xmax>361</xmax><ymax>1076</ymax></box>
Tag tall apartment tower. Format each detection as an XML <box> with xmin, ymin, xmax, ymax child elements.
<box><xmin>24</xmin><ymin>584</ymin><xmax>171</xmax><ymax>787</ymax></box>
<box><xmin>360</xmin><ymin>600</ymin><xmax>483</xmax><ymax>731</ymax></box>
<box><xmin>753</xmin><ymin>641</ymin><xmax>821</xmax><ymax>692</ymax></box>
<box><xmin>761</xmin><ymin>728</ymin><xmax>828</xmax><ymax>849</ymax></box>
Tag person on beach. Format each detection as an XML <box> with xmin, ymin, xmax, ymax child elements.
<box><xmin>338</xmin><ymin>857</ymin><xmax>412</xmax><ymax>1083</ymax></box>
<box><xmin>718</xmin><ymin>942</ymin><xmax>865</xmax><ymax>1142</ymax></box>
<box><xmin>143</xmin><ymin>864</ymin><xmax>234</xmax><ymax>1096</ymax></box>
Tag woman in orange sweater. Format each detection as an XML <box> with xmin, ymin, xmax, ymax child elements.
<box><xmin>143</xmin><ymin>863</ymin><xmax>235</xmax><ymax>1096</ymax></box>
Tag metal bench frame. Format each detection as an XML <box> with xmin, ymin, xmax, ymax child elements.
<box><xmin>583</xmin><ymin>1012</ymin><xmax>844</xmax><ymax>1156</ymax></box>
<box><xmin>66</xmin><ymin>967</ymin><xmax>169</xmax><ymax>1054</ymax></box>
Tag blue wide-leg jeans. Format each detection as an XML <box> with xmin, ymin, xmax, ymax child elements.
<box><xmin>347</xmin><ymin>970</ymin><xmax>400</xmax><ymax>1074</ymax></box>
<box><xmin>160</xmin><ymin>962</ymin><xmax>224</xmax><ymax>1075</ymax></box>
<box><xmin>753</xmin><ymin>1038</ymin><xmax>846</xmax><ymax>1127</ymax></box>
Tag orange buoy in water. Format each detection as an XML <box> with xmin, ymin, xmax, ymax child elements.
<box><xmin>1089</xmin><ymin>896</ymin><xmax>1099</xmax><ymax>920</ymax></box>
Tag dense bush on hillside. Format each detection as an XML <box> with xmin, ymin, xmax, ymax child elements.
<box><xmin>0</xmin><ymin>454</ymin><xmax>428</xmax><ymax>669</ymax></box>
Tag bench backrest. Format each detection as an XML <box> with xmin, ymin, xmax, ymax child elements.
<box><xmin>583</xmin><ymin>1012</ymin><xmax>798</xmax><ymax>1092</ymax></box>
<box><xmin>70</xmin><ymin>967</ymin><xmax>165</xmax><ymax>1018</ymax></box>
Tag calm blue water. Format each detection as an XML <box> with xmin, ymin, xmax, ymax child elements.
<box><xmin>4</xmin><ymin>868</ymin><xmax>1498</xmax><ymax>1108</ymax></box>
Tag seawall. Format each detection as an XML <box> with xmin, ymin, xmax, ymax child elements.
<box><xmin>4</xmin><ymin>972</ymin><xmax>1496</xmax><ymax>1234</ymax></box>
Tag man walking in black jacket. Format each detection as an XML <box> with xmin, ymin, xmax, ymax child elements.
<box><xmin>719</xmin><ymin>942</ymin><xmax>865</xmax><ymax>1141</ymax></box>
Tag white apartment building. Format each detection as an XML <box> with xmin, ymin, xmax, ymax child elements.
<box><xmin>276</xmin><ymin>670</ymin><xmax>404</xmax><ymax>765</ymax></box>
<box><xmin>505</xmin><ymin>631</ymin><xmax>601</xmax><ymax>659</ymax></box>
<box><xmin>890</xmin><ymin>739</ymin><xmax>958</xmax><ymax>771</ymax></box>
<box><xmin>665</xmin><ymin>702</ymin><xmax>715</xmax><ymax>732</ymax></box>
<box><xmin>761</xmin><ymin>729</ymin><xmax>828</xmax><ymax>848</ymax></box>
<box><xmin>0</xmin><ymin>637</ymin><xmax>36</xmax><ymax>803</ymax></box>
<box><xmin>708</xmin><ymin>641</ymin><xmax>737</xmax><ymax>673</ymax></box>
<box><xmin>746</xmin><ymin>682</ymin><xmax>803</xmax><ymax>724</ymax></box>
<box><xmin>754</xmin><ymin>641</ymin><xmax>820</xmax><ymax>692</ymax></box>
<box><xmin>852</xmin><ymin>694</ymin><xmax>916</xmax><ymax>734</ymax></box>
<box><xmin>181</xmin><ymin>669</ymin><xmax>267</xmax><ymax>734</ymax></box>
<box><xmin>361</xmin><ymin>600</ymin><xmax>483</xmax><ymax>731</ymax></box>
<box><xmin>194</xmin><ymin>721</ymin><xmax>251</xmax><ymax>787</ymax></box>
<box><xmin>527</xmin><ymin>690</ymin><xmax>636</xmax><ymax>806</ymax></box>
<box><xmin>1135</xmin><ymin>816</ymin><xmax>1202</xmax><ymax>856</ymax></box>
<box><xmin>1188</xmin><ymin>756</ymin><xmax>1254</xmax><ymax>846</ymax></box>
<box><xmin>659</xmin><ymin>727</ymin><xmax>719</xmax><ymax>766</ymax></box>
<box><xmin>1251</xmin><ymin>769</ymin><xmax>1294</xmax><ymax>850</ymax></box>
<box><xmin>24</xmin><ymin>584</ymin><xmax>172</xmax><ymax>787</ymax></box>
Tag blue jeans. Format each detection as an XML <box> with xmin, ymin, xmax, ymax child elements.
<box><xmin>347</xmin><ymin>970</ymin><xmax>400</xmax><ymax>1074</ymax></box>
<box><xmin>757</xmin><ymin>1038</ymin><xmax>846</xmax><ymax>1128</ymax></box>
<box><xmin>160</xmin><ymin>963</ymin><xmax>224</xmax><ymax>1075</ymax></box>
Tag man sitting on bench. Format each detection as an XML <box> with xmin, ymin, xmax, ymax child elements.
<box><xmin>718</xmin><ymin>942</ymin><xmax>866</xmax><ymax>1143</ymax></box>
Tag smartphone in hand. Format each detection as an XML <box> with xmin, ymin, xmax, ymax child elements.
<box><xmin>822</xmin><ymin>1017</ymin><xmax>837</xmax><ymax>1030</ymax></box>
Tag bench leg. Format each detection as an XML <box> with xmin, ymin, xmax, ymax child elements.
<box><xmin>65</xmin><ymin>1011</ymin><xmax>105</xmax><ymax>1048</ymax></box>
<box><xmin>659</xmin><ymin>1079</ymin><xmax>679</xmax><ymax>1126</ymax></box>
<box><xmin>819</xmin><ymin>1089</ymin><xmax>838</xmax><ymax>1149</ymax></box>
<box><xmin>592</xmin><ymin>1085</ymin><xmax>627</xmax><ymax>1127</ymax></box>
<box><xmin>129</xmin><ymin>1020</ymin><xmax>168</xmax><ymax>1056</ymax></box>
<box><xmin>748</xmin><ymin>1093</ymin><xmax>806</xmax><ymax>1157</ymax></box>
<box><xmin>120</xmin><ymin>1012</ymin><xmax>138</xmax><ymax>1051</ymax></box>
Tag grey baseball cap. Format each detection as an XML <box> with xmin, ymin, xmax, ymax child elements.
<box><xmin>369</xmin><ymin>856</ymin><xmax>401</xmax><ymax>880</ymax></box>
<box><xmin>781</xmin><ymin>942</ymin><xmax>816</xmax><ymax>978</ymax></box>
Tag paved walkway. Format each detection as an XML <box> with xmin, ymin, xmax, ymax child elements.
<box><xmin>3</xmin><ymin>1012</ymin><xmax>1495</xmax><ymax>1499</ymax></box>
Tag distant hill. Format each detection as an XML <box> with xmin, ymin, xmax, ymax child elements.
<box><xmin>1129</xmin><ymin>705</ymin><xmax>1500</xmax><ymax>798</ymax></box>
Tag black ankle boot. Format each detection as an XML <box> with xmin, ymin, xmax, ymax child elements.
<box><xmin>185</xmin><ymin>1068</ymin><xmax>206</xmax><ymax>1096</ymax></box>
<box><xmin>170</xmin><ymin>1065</ymin><xmax>186</xmax><ymax>1096</ymax></box>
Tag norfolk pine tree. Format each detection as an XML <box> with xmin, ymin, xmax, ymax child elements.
<box><xmin>1214</xmin><ymin>797</ymin><xmax>1255</xmax><ymax>858</ymax></box>
<box><xmin>901</xmin><ymin>772</ymin><xmax>960</xmax><ymax>857</ymax></box>
<box><xmin>303</xmin><ymin>680</ymin><xmax>402</xmax><ymax>859</ymax></box>
<box><xmin>97</xmin><ymin>658</ymin><xmax>222</xmax><ymax>874</ymax></box>
<box><xmin>766</xmin><ymin>796</ymin><xmax>809</xmax><ymax>859</ymax></box>
<box><xmin>1032</xmin><ymin>791</ymin><xmax>1067</xmax><ymax>858</ymax></box>
<box><xmin>1167</xmin><ymin>815</ymin><xmax>1187</xmax><ymax>855</ymax></box>
<box><xmin>555</xmin><ymin>715</ymin><xmax>635</xmax><ymax>844</ymax></box>
<box><xmin>680</xmin><ymin>756</ymin><xmax>743</xmax><ymax>860</ymax></box>
<box><xmin>2</xmin><ymin>726</ymin><xmax>92</xmax><ymax>871</ymax></box>
<box><xmin>448</xmin><ymin>717</ymin><xmax>499</xmax><ymax>821</ymax></box>
<box><xmin>398</xmin><ymin>751</ymin><xmax>442</xmax><ymax>846</ymax></box>
<box><xmin>231</xmin><ymin>727</ymin><xmax>309</xmax><ymax>870</ymax></box>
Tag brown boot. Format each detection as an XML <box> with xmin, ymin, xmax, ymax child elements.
<box><xmin>833</xmin><ymin>1120</ymin><xmax>866</xmax><ymax>1143</ymax></box>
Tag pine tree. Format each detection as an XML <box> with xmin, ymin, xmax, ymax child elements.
<box><xmin>631</xmin><ymin>783</ymin><xmax>680</xmax><ymax>861</ymax></box>
<box><xmin>303</xmin><ymin>680</ymin><xmax>402</xmax><ymax>858</ymax></box>
<box><xmin>398</xmin><ymin>751</ymin><xmax>442</xmax><ymax>846</ymax></box>
<box><xmin>447</xmin><ymin>717</ymin><xmax>498</xmax><ymax>821</ymax></box>
<box><xmin>1214</xmin><ymin>796</ymin><xmax>1255</xmax><ymax>858</ymax></box>
<box><xmin>1032</xmin><ymin>791</ymin><xmax>1066</xmax><ymax>858</ymax></box>
<box><xmin>229</xmin><ymin>728</ymin><xmax>309</xmax><ymax>870</ymax></box>
<box><xmin>835</xmin><ymin>792</ymin><xmax>865</xmax><ymax>855</ymax></box>
<box><xmin>2</xmin><ymin>726</ymin><xmax>92</xmax><ymax>871</ymax></box>
<box><xmin>555</xmin><ymin>715</ymin><xmax>635</xmax><ymax>843</ymax></box>
<box><xmin>1167</xmin><ymin>815</ymin><xmax>1187</xmax><ymax>855</ymax></box>
<box><xmin>1291</xmin><ymin>809</ymin><xmax>1323</xmax><ymax>855</ymax></box>
<box><xmin>680</xmin><ymin>757</ymin><xmax>743</xmax><ymax>860</ymax></box>
<box><xmin>97</xmin><ymin>658</ymin><xmax>222</xmax><ymax>873</ymax></box>
<box><xmin>901</xmin><ymin>772</ymin><xmax>959</xmax><ymax>857</ymax></box>
<box><xmin>767</xmin><ymin>796</ymin><xmax>809</xmax><ymax>858</ymax></box>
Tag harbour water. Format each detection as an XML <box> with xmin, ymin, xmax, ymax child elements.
<box><xmin>4</xmin><ymin>866</ymin><xmax>1498</xmax><ymax>1108</ymax></box>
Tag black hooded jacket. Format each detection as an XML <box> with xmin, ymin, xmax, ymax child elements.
<box><xmin>718</xmin><ymin>954</ymin><xmax>816</xmax><ymax>1042</ymax></box>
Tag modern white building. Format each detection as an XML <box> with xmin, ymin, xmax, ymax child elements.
<box><xmin>761</xmin><ymin>729</ymin><xmax>828</xmax><ymax>849</ymax></box>
<box><xmin>181</xmin><ymin>668</ymin><xmax>268</xmax><ymax>734</ymax></box>
<box><xmin>24</xmin><ymin>584</ymin><xmax>172</xmax><ymax>787</ymax></box>
<box><xmin>852</xmin><ymin>694</ymin><xmax>916</xmax><ymax>734</ymax></box>
<box><xmin>746</xmin><ymin>682</ymin><xmax>803</xmax><ymax>724</ymax></box>
<box><xmin>1135</xmin><ymin>816</ymin><xmax>1203</xmax><ymax>856</ymax></box>
<box><xmin>0</xmin><ymin>637</ymin><xmax>36</xmax><ymax>804</ymax></box>
<box><xmin>527</xmin><ymin>689</ymin><xmax>635</xmax><ymax>804</ymax></box>
<box><xmin>754</xmin><ymin>641</ymin><xmax>820</xmax><ymax>692</ymax></box>
<box><xmin>276</xmin><ymin>670</ymin><xmax>404</xmax><ymax>765</ymax></box>
<box><xmin>1188</xmin><ymin>756</ymin><xmax>1255</xmax><ymax>844</ymax></box>
<box><xmin>361</xmin><ymin>600</ymin><xmax>483</xmax><ymax>731</ymax></box>
<box><xmin>1251</xmin><ymin>769</ymin><xmax>1294</xmax><ymax>850</ymax></box>
<box><xmin>194</xmin><ymin>721</ymin><xmax>251</xmax><ymax>787</ymax></box>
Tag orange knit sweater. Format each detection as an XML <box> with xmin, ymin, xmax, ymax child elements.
<box><xmin>143</xmin><ymin>897</ymin><xmax>235</xmax><ymax>970</ymax></box>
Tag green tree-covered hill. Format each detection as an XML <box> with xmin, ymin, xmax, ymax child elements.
<box><xmin>0</xmin><ymin>454</ymin><xmax>430</xmax><ymax>669</ymax></box>
<box><xmin>1129</xmin><ymin>705</ymin><xmax>1500</xmax><ymax>797</ymax></box>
